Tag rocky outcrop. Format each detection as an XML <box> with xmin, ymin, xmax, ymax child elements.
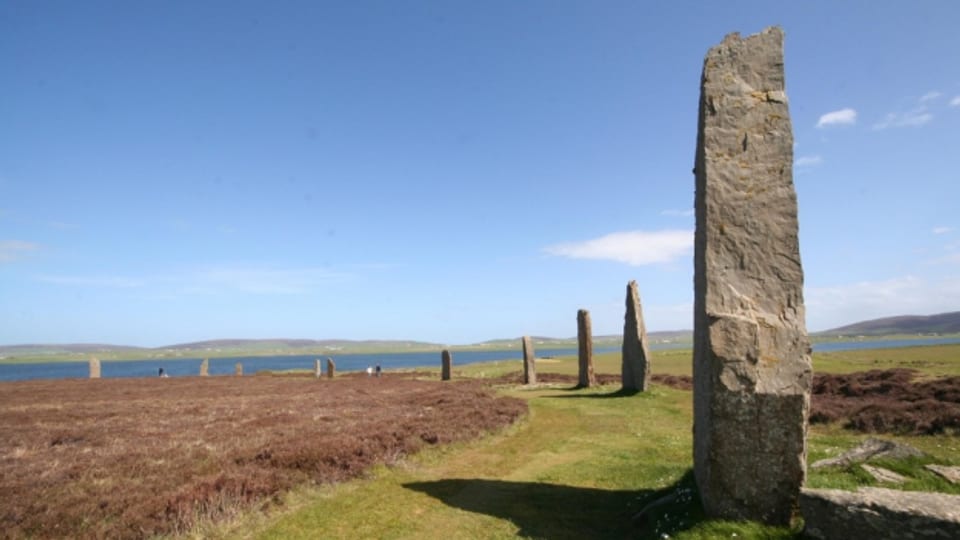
<box><xmin>441</xmin><ymin>349</ymin><xmax>452</xmax><ymax>381</ymax></box>
<box><xmin>235</xmin><ymin>362</ymin><xmax>243</xmax><ymax>376</ymax></box>
<box><xmin>622</xmin><ymin>281</ymin><xmax>651</xmax><ymax>392</ymax></box>
<box><xmin>89</xmin><ymin>357</ymin><xmax>100</xmax><ymax>379</ymax></box>
<box><xmin>577</xmin><ymin>309</ymin><xmax>597</xmax><ymax>388</ymax></box>
<box><xmin>692</xmin><ymin>26</ymin><xmax>811</xmax><ymax>525</ymax></box>
<box><xmin>522</xmin><ymin>336</ymin><xmax>536</xmax><ymax>385</ymax></box>
<box><xmin>199</xmin><ymin>358</ymin><xmax>209</xmax><ymax>377</ymax></box>
<box><xmin>812</xmin><ymin>438</ymin><xmax>925</xmax><ymax>469</ymax></box>
<box><xmin>326</xmin><ymin>357</ymin><xmax>335</xmax><ymax>379</ymax></box>
<box><xmin>314</xmin><ymin>359</ymin><xmax>322</xmax><ymax>379</ymax></box>
<box><xmin>801</xmin><ymin>487</ymin><xmax>960</xmax><ymax>539</ymax></box>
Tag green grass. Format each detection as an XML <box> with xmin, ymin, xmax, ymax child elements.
<box><xmin>202</xmin><ymin>382</ymin><xmax>796</xmax><ymax>539</ymax></box>
<box><xmin>813</xmin><ymin>343</ymin><xmax>960</xmax><ymax>378</ymax></box>
<box><xmin>189</xmin><ymin>343</ymin><xmax>960</xmax><ymax>539</ymax></box>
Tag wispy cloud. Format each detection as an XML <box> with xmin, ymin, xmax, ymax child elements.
<box><xmin>36</xmin><ymin>275</ymin><xmax>145</xmax><ymax>288</ymax></box>
<box><xmin>543</xmin><ymin>229</ymin><xmax>692</xmax><ymax>266</ymax></box>
<box><xmin>933</xmin><ymin>226</ymin><xmax>954</xmax><ymax>235</ymax></box>
<box><xmin>660</xmin><ymin>209</ymin><xmax>694</xmax><ymax>217</ymax></box>
<box><xmin>816</xmin><ymin>108</ymin><xmax>857</xmax><ymax>128</ymax></box>
<box><xmin>795</xmin><ymin>155</ymin><xmax>823</xmax><ymax>168</ymax></box>
<box><xmin>951</xmin><ymin>96</ymin><xmax>960</xmax><ymax>107</ymax></box>
<box><xmin>0</xmin><ymin>240</ymin><xmax>40</xmax><ymax>263</ymax></box>
<box><xmin>805</xmin><ymin>275</ymin><xmax>960</xmax><ymax>331</ymax></box>
<box><xmin>35</xmin><ymin>264</ymin><xmax>354</xmax><ymax>295</ymax></box>
<box><xmin>873</xmin><ymin>92</ymin><xmax>944</xmax><ymax>130</ymax></box>
<box><xmin>188</xmin><ymin>265</ymin><xmax>351</xmax><ymax>294</ymax></box>
<box><xmin>873</xmin><ymin>109</ymin><xmax>933</xmax><ymax>130</ymax></box>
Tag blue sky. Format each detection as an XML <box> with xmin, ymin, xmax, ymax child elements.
<box><xmin>2</xmin><ymin>1</ymin><xmax>959</xmax><ymax>346</ymax></box>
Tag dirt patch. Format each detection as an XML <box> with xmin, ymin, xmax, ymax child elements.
<box><xmin>810</xmin><ymin>369</ymin><xmax>960</xmax><ymax>435</ymax></box>
<box><xmin>0</xmin><ymin>375</ymin><xmax>526</xmax><ymax>539</ymax></box>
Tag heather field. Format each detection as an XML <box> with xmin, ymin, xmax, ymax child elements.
<box><xmin>0</xmin><ymin>375</ymin><xmax>525</xmax><ymax>539</ymax></box>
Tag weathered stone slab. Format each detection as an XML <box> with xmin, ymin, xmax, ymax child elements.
<box><xmin>862</xmin><ymin>464</ymin><xmax>907</xmax><ymax>484</ymax></box>
<box><xmin>199</xmin><ymin>358</ymin><xmax>209</xmax><ymax>377</ymax></box>
<box><xmin>441</xmin><ymin>349</ymin><xmax>452</xmax><ymax>381</ymax></box>
<box><xmin>89</xmin><ymin>357</ymin><xmax>101</xmax><ymax>379</ymax></box>
<box><xmin>812</xmin><ymin>438</ymin><xmax>925</xmax><ymax>469</ymax></box>
<box><xmin>577</xmin><ymin>309</ymin><xmax>597</xmax><ymax>388</ymax></box>
<box><xmin>622</xmin><ymin>281</ymin><xmax>650</xmax><ymax>392</ymax></box>
<box><xmin>926</xmin><ymin>464</ymin><xmax>960</xmax><ymax>484</ymax></box>
<box><xmin>692</xmin><ymin>26</ymin><xmax>811</xmax><ymax>525</ymax></box>
<box><xmin>235</xmin><ymin>362</ymin><xmax>243</xmax><ymax>376</ymax></box>
<box><xmin>522</xmin><ymin>336</ymin><xmax>536</xmax><ymax>385</ymax></box>
<box><xmin>326</xmin><ymin>357</ymin><xmax>335</xmax><ymax>379</ymax></box>
<box><xmin>314</xmin><ymin>359</ymin><xmax>322</xmax><ymax>379</ymax></box>
<box><xmin>800</xmin><ymin>487</ymin><xmax>960</xmax><ymax>539</ymax></box>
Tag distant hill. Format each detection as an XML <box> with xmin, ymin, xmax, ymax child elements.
<box><xmin>474</xmin><ymin>330</ymin><xmax>692</xmax><ymax>349</ymax></box>
<box><xmin>17</xmin><ymin>311</ymin><xmax>960</xmax><ymax>362</ymax></box>
<box><xmin>817</xmin><ymin>311</ymin><xmax>960</xmax><ymax>337</ymax></box>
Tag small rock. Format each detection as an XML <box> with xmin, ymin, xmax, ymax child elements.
<box><xmin>862</xmin><ymin>464</ymin><xmax>907</xmax><ymax>484</ymax></box>
<box><xmin>925</xmin><ymin>464</ymin><xmax>960</xmax><ymax>484</ymax></box>
<box><xmin>812</xmin><ymin>438</ymin><xmax>925</xmax><ymax>469</ymax></box>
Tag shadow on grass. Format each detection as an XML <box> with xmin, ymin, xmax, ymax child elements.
<box><xmin>546</xmin><ymin>387</ymin><xmax>641</xmax><ymax>399</ymax></box>
<box><xmin>404</xmin><ymin>470</ymin><xmax>703</xmax><ymax>539</ymax></box>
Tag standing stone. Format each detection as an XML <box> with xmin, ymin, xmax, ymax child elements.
<box><xmin>199</xmin><ymin>358</ymin><xmax>209</xmax><ymax>377</ymax></box>
<box><xmin>326</xmin><ymin>357</ymin><xmax>335</xmax><ymax>379</ymax></box>
<box><xmin>88</xmin><ymin>357</ymin><xmax>101</xmax><ymax>379</ymax></box>
<box><xmin>235</xmin><ymin>362</ymin><xmax>243</xmax><ymax>376</ymax></box>
<box><xmin>521</xmin><ymin>336</ymin><xmax>536</xmax><ymax>385</ymax></box>
<box><xmin>577</xmin><ymin>309</ymin><xmax>597</xmax><ymax>388</ymax></box>
<box><xmin>314</xmin><ymin>359</ymin><xmax>322</xmax><ymax>379</ymax></box>
<box><xmin>692</xmin><ymin>27</ymin><xmax>811</xmax><ymax>525</ymax></box>
<box><xmin>622</xmin><ymin>281</ymin><xmax>651</xmax><ymax>392</ymax></box>
<box><xmin>441</xmin><ymin>349</ymin><xmax>452</xmax><ymax>381</ymax></box>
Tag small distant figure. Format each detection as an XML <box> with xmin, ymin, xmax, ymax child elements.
<box><xmin>366</xmin><ymin>366</ymin><xmax>373</xmax><ymax>377</ymax></box>
<box><xmin>158</xmin><ymin>367</ymin><xmax>169</xmax><ymax>378</ymax></box>
<box><xmin>375</xmin><ymin>364</ymin><xmax>382</xmax><ymax>378</ymax></box>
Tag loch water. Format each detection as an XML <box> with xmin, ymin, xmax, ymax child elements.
<box><xmin>2</xmin><ymin>337</ymin><xmax>959</xmax><ymax>382</ymax></box>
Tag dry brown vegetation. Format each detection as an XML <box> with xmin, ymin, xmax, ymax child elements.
<box><xmin>810</xmin><ymin>368</ymin><xmax>960</xmax><ymax>435</ymax></box>
<box><xmin>0</xmin><ymin>375</ymin><xmax>526</xmax><ymax>539</ymax></box>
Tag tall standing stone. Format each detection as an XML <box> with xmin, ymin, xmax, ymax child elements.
<box><xmin>692</xmin><ymin>27</ymin><xmax>812</xmax><ymax>525</ymax></box>
<box><xmin>622</xmin><ymin>281</ymin><xmax>651</xmax><ymax>392</ymax></box>
<box><xmin>521</xmin><ymin>336</ymin><xmax>536</xmax><ymax>385</ymax></box>
<box><xmin>235</xmin><ymin>362</ymin><xmax>243</xmax><ymax>376</ymax></box>
<box><xmin>89</xmin><ymin>357</ymin><xmax>101</xmax><ymax>379</ymax></box>
<box><xmin>199</xmin><ymin>358</ymin><xmax>209</xmax><ymax>377</ymax></box>
<box><xmin>577</xmin><ymin>309</ymin><xmax>597</xmax><ymax>388</ymax></box>
<box><xmin>441</xmin><ymin>349</ymin><xmax>452</xmax><ymax>381</ymax></box>
<box><xmin>326</xmin><ymin>357</ymin><xmax>335</xmax><ymax>379</ymax></box>
<box><xmin>314</xmin><ymin>359</ymin><xmax>322</xmax><ymax>379</ymax></box>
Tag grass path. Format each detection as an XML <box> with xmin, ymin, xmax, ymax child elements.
<box><xmin>213</xmin><ymin>382</ymin><xmax>792</xmax><ymax>540</ymax></box>
<box><xmin>204</xmin><ymin>344</ymin><xmax>960</xmax><ymax>539</ymax></box>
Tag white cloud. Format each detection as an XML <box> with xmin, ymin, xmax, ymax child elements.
<box><xmin>933</xmin><ymin>226</ymin><xmax>954</xmax><ymax>235</ymax></box>
<box><xmin>919</xmin><ymin>91</ymin><xmax>942</xmax><ymax>102</ymax></box>
<box><xmin>805</xmin><ymin>275</ymin><xmax>960</xmax><ymax>331</ymax></box>
<box><xmin>660</xmin><ymin>209</ymin><xmax>694</xmax><ymax>217</ymax></box>
<box><xmin>0</xmin><ymin>240</ymin><xmax>40</xmax><ymax>263</ymax></box>
<box><xmin>951</xmin><ymin>96</ymin><xmax>960</xmax><ymax>107</ymax></box>
<box><xmin>795</xmin><ymin>155</ymin><xmax>823</xmax><ymax>168</ymax></box>
<box><xmin>816</xmin><ymin>108</ymin><xmax>857</xmax><ymax>128</ymax></box>
<box><xmin>873</xmin><ymin>109</ymin><xmax>933</xmax><ymax>130</ymax></box>
<box><xmin>543</xmin><ymin>229</ymin><xmax>692</xmax><ymax>266</ymax></box>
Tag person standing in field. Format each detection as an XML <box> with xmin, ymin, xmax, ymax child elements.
<box><xmin>375</xmin><ymin>364</ymin><xmax>381</xmax><ymax>378</ymax></box>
